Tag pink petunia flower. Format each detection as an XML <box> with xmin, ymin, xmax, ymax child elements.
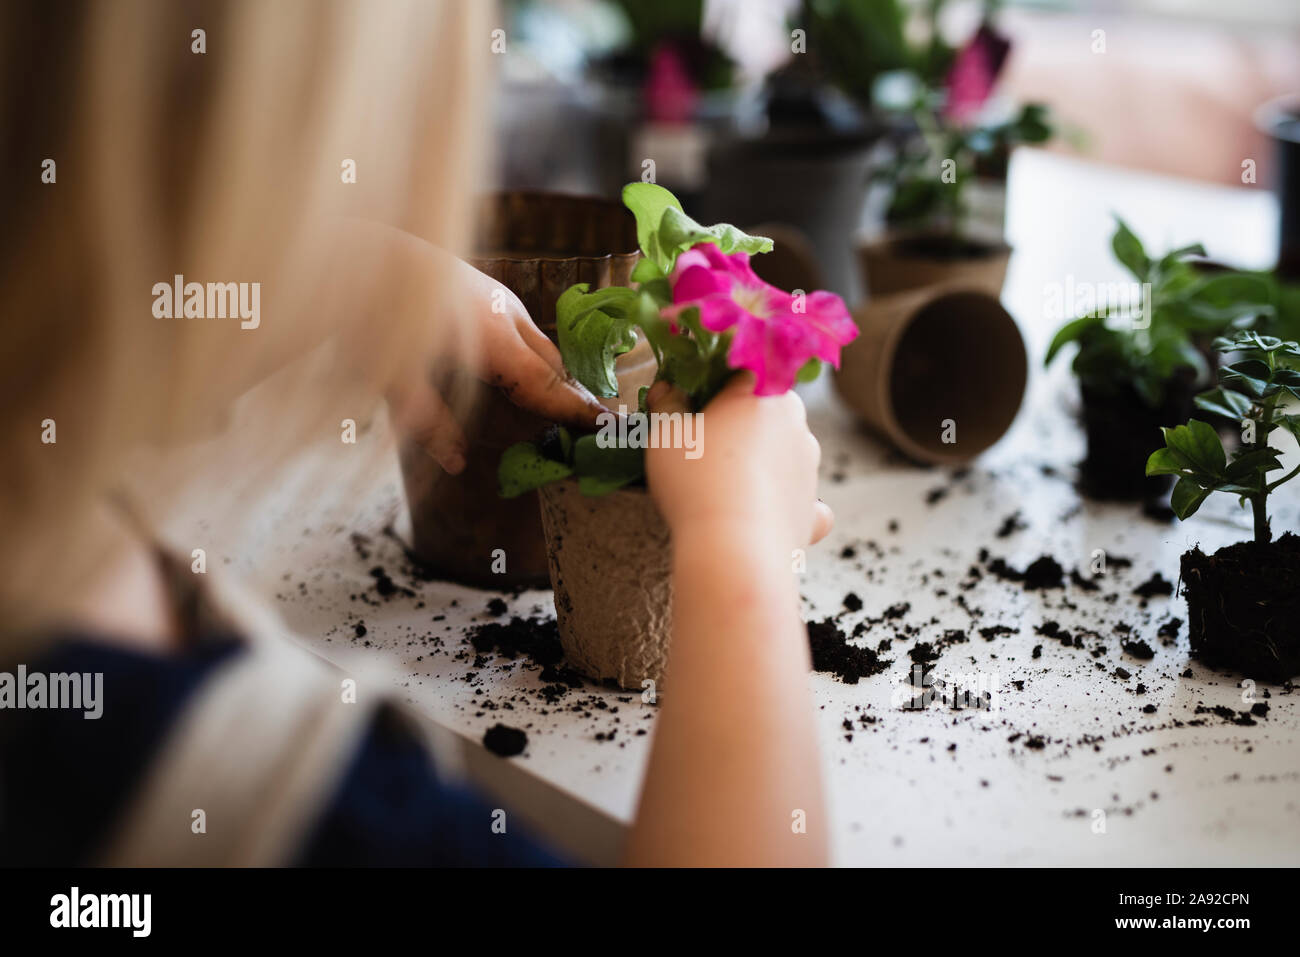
<box><xmin>643</xmin><ymin>42</ymin><xmax>697</xmax><ymax>125</ymax></box>
<box><xmin>943</xmin><ymin>24</ymin><xmax>1012</xmax><ymax>125</ymax></box>
<box><xmin>664</xmin><ymin>243</ymin><xmax>858</xmax><ymax>396</ymax></box>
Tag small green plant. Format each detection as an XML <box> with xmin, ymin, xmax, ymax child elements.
<box><xmin>881</xmin><ymin>102</ymin><xmax>1053</xmax><ymax>237</ymax></box>
<box><xmin>1045</xmin><ymin>219</ymin><xmax>1274</xmax><ymax>407</ymax></box>
<box><xmin>1146</xmin><ymin>331</ymin><xmax>1300</xmax><ymax>542</ymax></box>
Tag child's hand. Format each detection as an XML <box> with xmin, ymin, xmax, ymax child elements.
<box><xmin>386</xmin><ymin>253</ymin><xmax>609</xmax><ymax>475</ymax></box>
<box><xmin>644</xmin><ymin>375</ymin><xmax>833</xmax><ymax>552</ymax></box>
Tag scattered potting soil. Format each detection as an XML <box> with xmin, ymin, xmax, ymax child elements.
<box><xmin>909</xmin><ymin>642</ymin><xmax>941</xmax><ymax>664</ymax></box>
<box><xmin>275</xmin><ymin>476</ymin><xmax>1296</xmax><ymax>835</ymax></box>
<box><xmin>985</xmin><ymin>554</ymin><xmax>1065</xmax><ymax>590</ymax></box>
<box><xmin>368</xmin><ymin>565</ymin><xmax>404</xmax><ymax>598</ymax></box>
<box><xmin>1181</xmin><ymin>533</ymin><xmax>1300</xmax><ymax>682</ymax></box>
<box><xmin>467</xmin><ymin>615</ymin><xmax>564</xmax><ymax>667</ymax></box>
<box><xmin>1069</xmin><ymin>568</ymin><xmax>1101</xmax><ymax>591</ymax></box>
<box><xmin>807</xmin><ymin>618</ymin><xmax>891</xmax><ymax>684</ymax></box>
<box><xmin>1133</xmin><ymin>573</ymin><xmax>1174</xmax><ymax>599</ymax></box>
<box><xmin>1035</xmin><ymin>620</ymin><xmax>1076</xmax><ymax>646</ymax></box>
<box><xmin>925</xmin><ymin>487</ymin><xmax>948</xmax><ymax>505</ymax></box>
<box><xmin>1122</xmin><ymin>639</ymin><xmax>1156</xmax><ymax>660</ymax></box>
<box><xmin>979</xmin><ymin>625</ymin><xmax>1017</xmax><ymax>641</ymax></box>
<box><xmin>995</xmin><ymin>511</ymin><xmax>1028</xmax><ymax>538</ymax></box>
<box><xmin>483</xmin><ymin>724</ymin><xmax>528</xmax><ymax>757</ymax></box>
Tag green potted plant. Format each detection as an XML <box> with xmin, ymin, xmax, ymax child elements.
<box><xmin>1045</xmin><ymin>219</ymin><xmax>1272</xmax><ymax>502</ymax></box>
<box><xmin>863</xmin><ymin>100</ymin><xmax>1053</xmax><ymax>297</ymax></box>
<box><xmin>498</xmin><ymin>182</ymin><xmax>858</xmax><ymax>688</ymax></box>
<box><xmin>1146</xmin><ymin>331</ymin><xmax>1300</xmax><ymax>681</ymax></box>
<box><xmin>846</xmin><ymin>6</ymin><xmax>1061</xmax><ymax>298</ymax></box>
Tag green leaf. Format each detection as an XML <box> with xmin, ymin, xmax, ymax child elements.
<box><xmin>1277</xmin><ymin>413</ymin><xmax>1300</xmax><ymax>445</ymax></box>
<box><xmin>1045</xmin><ymin>314</ymin><xmax>1105</xmax><ymax>365</ymax></box>
<box><xmin>555</xmin><ymin>284</ymin><xmax>638</xmax><ymax>397</ymax></box>
<box><xmin>1224</xmin><ymin>446</ymin><xmax>1281</xmax><ymax>480</ymax></box>
<box><xmin>659</xmin><ymin>350</ymin><xmax>712</xmax><ymax>396</ymax></box>
<box><xmin>1214</xmin><ymin>329</ymin><xmax>1283</xmax><ymax>353</ymax></box>
<box><xmin>1145</xmin><ymin>447</ymin><xmax>1185</xmax><ymax>477</ymax></box>
<box><xmin>656</xmin><ymin>206</ymin><xmax>772</xmax><ymax>267</ymax></box>
<box><xmin>1219</xmin><ymin>359</ymin><xmax>1271</xmax><ymax>398</ymax></box>
<box><xmin>1270</xmin><ymin>368</ymin><xmax>1300</xmax><ymax>399</ymax></box>
<box><xmin>796</xmin><ymin>358</ymin><xmax>822</xmax><ymax>384</ymax></box>
<box><xmin>1158</xmin><ymin>243</ymin><xmax>1207</xmax><ymax>270</ymax></box>
<box><xmin>1170</xmin><ymin>476</ymin><xmax>1212</xmax><ymax>520</ymax></box>
<box><xmin>1164</xmin><ymin>419</ymin><xmax>1226</xmax><ymax>476</ymax></box>
<box><xmin>571</xmin><ymin>432</ymin><xmax>644</xmax><ymax>496</ymax></box>
<box><xmin>497</xmin><ymin>442</ymin><xmax>573</xmax><ymax>498</ymax></box>
<box><xmin>1111</xmin><ymin>217</ymin><xmax>1150</xmax><ymax>281</ymax></box>
<box><xmin>622</xmin><ymin>182</ymin><xmax>683</xmax><ymax>271</ymax></box>
<box><xmin>630</xmin><ymin>257</ymin><xmax>665</xmax><ymax>284</ymax></box>
<box><xmin>1005</xmin><ymin>102</ymin><xmax>1053</xmax><ymax>144</ymax></box>
<box><xmin>1193</xmin><ymin>387</ymin><xmax>1252</xmax><ymax>422</ymax></box>
<box><xmin>621</xmin><ymin>181</ymin><xmax>774</xmax><ymax>276</ymax></box>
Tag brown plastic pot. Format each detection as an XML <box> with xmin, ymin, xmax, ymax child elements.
<box><xmin>833</xmin><ymin>284</ymin><xmax>1027</xmax><ymax>465</ymax></box>
<box><xmin>538</xmin><ymin>480</ymin><xmax>673</xmax><ymax>689</ymax></box>
<box><xmin>858</xmin><ymin>232</ymin><xmax>1011</xmax><ymax>299</ymax></box>
<box><xmin>398</xmin><ymin>192</ymin><xmax>640</xmax><ymax>588</ymax></box>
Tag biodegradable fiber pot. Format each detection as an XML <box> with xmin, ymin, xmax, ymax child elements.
<box><xmin>1181</xmin><ymin>533</ymin><xmax>1300</xmax><ymax>682</ymax></box>
<box><xmin>858</xmin><ymin>232</ymin><xmax>1011</xmax><ymax>299</ymax></box>
<box><xmin>538</xmin><ymin>481</ymin><xmax>673</xmax><ymax>690</ymax></box>
<box><xmin>834</xmin><ymin>285</ymin><xmax>1027</xmax><ymax>465</ymax></box>
<box><xmin>398</xmin><ymin>192</ymin><xmax>642</xmax><ymax>589</ymax></box>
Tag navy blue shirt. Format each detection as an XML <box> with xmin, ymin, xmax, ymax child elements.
<box><xmin>0</xmin><ymin>638</ymin><xmax>566</xmax><ymax>867</ymax></box>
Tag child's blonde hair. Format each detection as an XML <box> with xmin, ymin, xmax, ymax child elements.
<box><xmin>0</xmin><ymin>0</ymin><xmax>491</xmax><ymax>641</ymax></box>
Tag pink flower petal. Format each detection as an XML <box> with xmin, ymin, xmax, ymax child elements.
<box><xmin>663</xmin><ymin>241</ymin><xmax>859</xmax><ymax>396</ymax></box>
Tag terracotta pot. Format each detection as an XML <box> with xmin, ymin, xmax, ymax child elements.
<box><xmin>858</xmin><ymin>232</ymin><xmax>1011</xmax><ymax>299</ymax></box>
<box><xmin>834</xmin><ymin>285</ymin><xmax>1027</xmax><ymax>465</ymax></box>
<box><xmin>538</xmin><ymin>481</ymin><xmax>673</xmax><ymax>690</ymax></box>
<box><xmin>398</xmin><ymin>192</ymin><xmax>640</xmax><ymax>588</ymax></box>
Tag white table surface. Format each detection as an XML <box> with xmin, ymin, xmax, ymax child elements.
<box><xmin>169</xmin><ymin>149</ymin><xmax>1298</xmax><ymax>866</ymax></box>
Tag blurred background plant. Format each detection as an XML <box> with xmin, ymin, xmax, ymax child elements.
<box><xmin>490</xmin><ymin>0</ymin><xmax>1299</xmax><ymax>298</ymax></box>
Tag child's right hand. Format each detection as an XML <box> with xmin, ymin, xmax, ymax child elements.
<box><xmin>644</xmin><ymin>374</ymin><xmax>833</xmax><ymax>554</ymax></box>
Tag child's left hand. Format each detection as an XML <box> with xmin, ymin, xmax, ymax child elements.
<box><xmin>385</xmin><ymin>252</ymin><xmax>609</xmax><ymax>475</ymax></box>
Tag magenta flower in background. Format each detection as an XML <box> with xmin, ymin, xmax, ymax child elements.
<box><xmin>643</xmin><ymin>42</ymin><xmax>697</xmax><ymax>125</ymax></box>
<box><xmin>664</xmin><ymin>243</ymin><xmax>858</xmax><ymax>396</ymax></box>
<box><xmin>943</xmin><ymin>24</ymin><xmax>1012</xmax><ymax>124</ymax></box>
